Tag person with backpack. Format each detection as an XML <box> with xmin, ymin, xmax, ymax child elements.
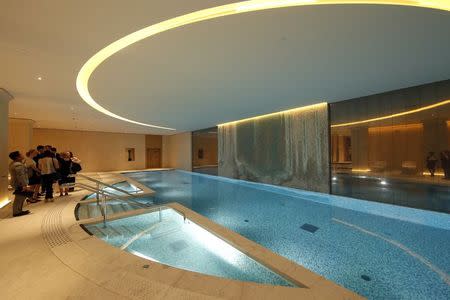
<box><xmin>69</xmin><ymin>152</ymin><xmax>82</xmax><ymax>192</ymax></box>
<box><xmin>8</xmin><ymin>151</ymin><xmax>33</xmax><ymax>216</ymax></box>
<box><xmin>57</xmin><ymin>152</ymin><xmax>75</xmax><ymax>196</ymax></box>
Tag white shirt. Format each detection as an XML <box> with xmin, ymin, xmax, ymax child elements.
<box><xmin>39</xmin><ymin>157</ymin><xmax>59</xmax><ymax>175</ymax></box>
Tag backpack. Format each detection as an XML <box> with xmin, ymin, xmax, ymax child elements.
<box><xmin>71</xmin><ymin>163</ymin><xmax>82</xmax><ymax>174</ymax></box>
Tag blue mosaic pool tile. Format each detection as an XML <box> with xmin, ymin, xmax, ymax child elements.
<box><xmin>123</xmin><ymin>170</ymin><xmax>450</xmax><ymax>300</ymax></box>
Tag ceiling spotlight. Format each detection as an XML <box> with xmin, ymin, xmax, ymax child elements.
<box><xmin>380</xmin><ymin>180</ymin><xmax>387</xmax><ymax>185</ymax></box>
<box><xmin>37</xmin><ymin>77</ymin><xmax>42</xmax><ymax>81</ymax></box>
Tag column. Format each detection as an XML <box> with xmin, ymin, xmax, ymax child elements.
<box><xmin>0</xmin><ymin>89</ymin><xmax>13</xmax><ymax>206</ymax></box>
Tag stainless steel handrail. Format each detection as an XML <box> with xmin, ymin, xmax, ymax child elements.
<box><xmin>73</xmin><ymin>174</ymin><xmax>152</xmax><ymax>226</ymax></box>
<box><xmin>74</xmin><ymin>173</ymin><xmax>141</xmax><ymax>198</ymax></box>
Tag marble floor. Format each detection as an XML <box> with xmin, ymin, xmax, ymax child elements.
<box><xmin>0</xmin><ymin>193</ymin><xmax>123</xmax><ymax>299</ymax></box>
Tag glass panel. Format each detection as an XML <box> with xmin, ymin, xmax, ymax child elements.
<box><xmin>192</xmin><ymin>127</ymin><xmax>218</xmax><ymax>175</ymax></box>
<box><xmin>330</xmin><ymin>80</ymin><xmax>450</xmax><ymax>213</ymax></box>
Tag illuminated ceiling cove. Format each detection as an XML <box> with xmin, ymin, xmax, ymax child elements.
<box><xmin>77</xmin><ymin>0</ymin><xmax>450</xmax><ymax>131</ymax></box>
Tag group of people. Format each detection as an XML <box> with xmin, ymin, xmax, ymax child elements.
<box><xmin>426</xmin><ymin>150</ymin><xmax>450</xmax><ymax>179</ymax></box>
<box><xmin>8</xmin><ymin>145</ymin><xmax>82</xmax><ymax>217</ymax></box>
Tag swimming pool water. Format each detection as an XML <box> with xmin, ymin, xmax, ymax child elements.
<box><xmin>86</xmin><ymin>208</ymin><xmax>293</xmax><ymax>286</ymax></box>
<box><xmin>123</xmin><ymin>170</ymin><xmax>450</xmax><ymax>299</ymax></box>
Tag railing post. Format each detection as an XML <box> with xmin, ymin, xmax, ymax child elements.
<box><xmin>158</xmin><ymin>207</ymin><xmax>162</xmax><ymax>222</ymax></box>
<box><xmin>96</xmin><ymin>182</ymin><xmax>100</xmax><ymax>205</ymax></box>
<box><xmin>102</xmin><ymin>194</ymin><xmax>107</xmax><ymax>228</ymax></box>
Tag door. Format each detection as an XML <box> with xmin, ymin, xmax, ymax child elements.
<box><xmin>146</xmin><ymin>148</ymin><xmax>161</xmax><ymax>168</ymax></box>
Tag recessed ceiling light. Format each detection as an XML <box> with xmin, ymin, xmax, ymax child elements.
<box><xmin>37</xmin><ymin>77</ymin><xmax>42</xmax><ymax>81</ymax></box>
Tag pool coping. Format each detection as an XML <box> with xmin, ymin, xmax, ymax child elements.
<box><xmin>65</xmin><ymin>174</ymin><xmax>363</xmax><ymax>299</ymax></box>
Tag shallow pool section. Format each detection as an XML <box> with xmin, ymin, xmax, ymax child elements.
<box><xmin>85</xmin><ymin>208</ymin><xmax>293</xmax><ymax>286</ymax></box>
<box><xmin>123</xmin><ymin>170</ymin><xmax>450</xmax><ymax>300</ymax></box>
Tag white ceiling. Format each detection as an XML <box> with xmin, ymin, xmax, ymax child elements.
<box><xmin>2</xmin><ymin>1</ymin><xmax>450</xmax><ymax>135</ymax></box>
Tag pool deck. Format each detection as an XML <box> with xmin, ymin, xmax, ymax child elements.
<box><xmin>0</xmin><ymin>171</ymin><xmax>363</xmax><ymax>299</ymax></box>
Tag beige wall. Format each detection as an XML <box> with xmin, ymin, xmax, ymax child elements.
<box><xmin>8</xmin><ymin>118</ymin><xmax>34</xmax><ymax>155</ymax></box>
<box><xmin>162</xmin><ymin>132</ymin><xmax>192</xmax><ymax>171</ymax></box>
<box><xmin>32</xmin><ymin>128</ymin><xmax>146</xmax><ymax>172</ymax></box>
<box><xmin>145</xmin><ymin>135</ymin><xmax>162</xmax><ymax>149</ymax></box>
<box><xmin>368</xmin><ymin>124</ymin><xmax>424</xmax><ymax>172</ymax></box>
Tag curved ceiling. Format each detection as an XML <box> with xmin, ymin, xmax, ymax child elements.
<box><xmin>2</xmin><ymin>1</ymin><xmax>450</xmax><ymax>134</ymax></box>
<box><xmin>90</xmin><ymin>4</ymin><xmax>450</xmax><ymax>132</ymax></box>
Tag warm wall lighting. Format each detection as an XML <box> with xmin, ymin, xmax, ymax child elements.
<box><xmin>217</xmin><ymin>102</ymin><xmax>327</xmax><ymax>126</ymax></box>
<box><xmin>352</xmin><ymin>168</ymin><xmax>371</xmax><ymax>172</ymax></box>
<box><xmin>77</xmin><ymin>1</ymin><xmax>450</xmax><ymax>130</ymax></box>
<box><xmin>0</xmin><ymin>198</ymin><xmax>11</xmax><ymax>209</ymax></box>
<box><xmin>422</xmin><ymin>171</ymin><xmax>445</xmax><ymax>176</ymax></box>
<box><xmin>332</xmin><ymin>99</ymin><xmax>450</xmax><ymax>128</ymax></box>
<box><xmin>368</xmin><ymin>123</ymin><xmax>423</xmax><ymax>133</ymax></box>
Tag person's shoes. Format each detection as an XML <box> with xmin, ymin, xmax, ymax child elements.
<box><xmin>26</xmin><ymin>198</ymin><xmax>39</xmax><ymax>204</ymax></box>
<box><xmin>13</xmin><ymin>210</ymin><xmax>30</xmax><ymax>217</ymax></box>
<box><xmin>64</xmin><ymin>192</ymin><xmax>69</xmax><ymax>196</ymax></box>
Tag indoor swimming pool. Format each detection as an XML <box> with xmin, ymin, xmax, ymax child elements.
<box><xmin>106</xmin><ymin>170</ymin><xmax>448</xmax><ymax>299</ymax></box>
<box><xmin>85</xmin><ymin>207</ymin><xmax>293</xmax><ymax>286</ymax></box>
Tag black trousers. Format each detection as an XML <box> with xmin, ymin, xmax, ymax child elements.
<box><xmin>41</xmin><ymin>174</ymin><xmax>54</xmax><ymax>199</ymax></box>
<box><xmin>13</xmin><ymin>189</ymin><xmax>33</xmax><ymax>215</ymax></box>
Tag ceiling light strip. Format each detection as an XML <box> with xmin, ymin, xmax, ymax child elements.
<box><xmin>218</xmin><ymin>102</ymin><xmax>327</xmax><ymax>126</ymax></box>
<box><xmin>331</xmin><ymin>99</ymin><xmax>450</xmax><ymax>128</ymax></box>
<box><xmin>76</xmin><ymin>1</ymin><xmax>450</xmax><ymax>130</ymax></box>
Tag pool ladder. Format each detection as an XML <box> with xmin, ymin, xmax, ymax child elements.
<box><xmin>72</xmin><ymin>174</ymin><xmax>152</xmax><ymax>227</ymax></box>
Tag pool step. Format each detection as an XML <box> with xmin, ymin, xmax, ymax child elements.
<box><xmin>78</xmin><ymin>199</ymin><xmax>155</xmax><ymax>220</ymax></box>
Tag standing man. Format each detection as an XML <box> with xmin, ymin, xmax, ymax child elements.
<box><xmin>35</xmin><ymin>145</ymin><xmax>45</xmax><ymax>195</ymax></box>
<box><xmin>9</xmin><ymin>151</ymin><xmax>32</xmax><ymax>217</ymax></box>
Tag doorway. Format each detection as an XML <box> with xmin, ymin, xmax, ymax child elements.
<box><xmin>146</xmin><ymin>148</ymin><xmax>161</xmax><ymax>168</ymax></box>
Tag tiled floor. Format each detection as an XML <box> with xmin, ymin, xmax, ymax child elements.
<box><xmin>0</xmin><ymin>194</ymin><xmax>123</xmax><ymax>299</ymax></box>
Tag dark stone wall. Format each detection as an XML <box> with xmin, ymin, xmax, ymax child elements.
<box><xmin>218</xmin><ymin>103</ymin><xmax>330</xmax><ymax>193</ymax></box>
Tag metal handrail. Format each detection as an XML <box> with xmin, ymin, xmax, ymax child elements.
<box><xmin>74</xmin><ymin>173</ymin><xmax>141</xmax><ymax>198</ymax></box>
<box><xmin>73</xmin><ymin>174</ymin><xmax>153</xmax><ymax>226</ymax></box>
<box><xmin>76</xmin><ymin>182</ymin><xmax>143</xmax><ymax>202</ymax></box>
